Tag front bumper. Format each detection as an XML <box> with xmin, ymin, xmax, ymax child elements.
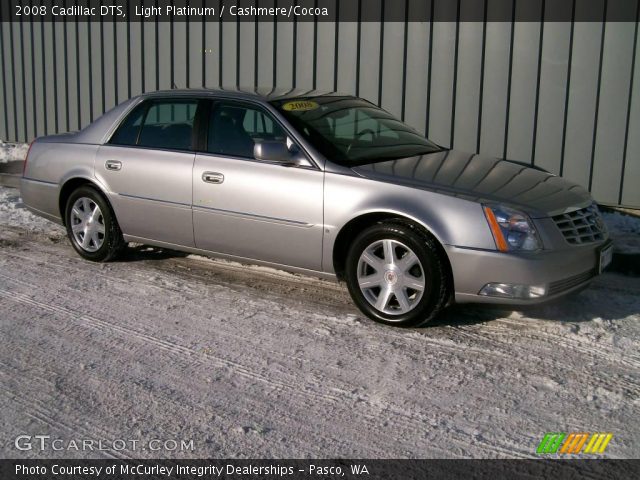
<box><xmin>446</xmin><ymin>240</ymin><xmax>609</xmax><ymax>305</ymax></box>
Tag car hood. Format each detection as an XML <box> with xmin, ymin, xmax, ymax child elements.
<box><xmin>351</xmin><ymin>150</ymin><xmax>593</xmax><ymax>218</ymax></box>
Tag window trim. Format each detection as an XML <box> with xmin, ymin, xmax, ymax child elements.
<box><xmin>107</xmin><ymin>101</ymin><xmax>147</xmax><ymax>147</ymax></box>
<box><xmin>107</xmin><ymin>97</ymin><xmax>204</xmax><ymax>153</ymax></box>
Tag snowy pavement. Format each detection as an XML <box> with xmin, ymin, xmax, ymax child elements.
<box><xmin>0</xmin><ymin>142</ymin><xmax>29</xmax><ymax>164</ymax></box>
<box><xmin>0</xmin><ymin>185</ymin><xmax>639</xmax><ymax>459</ymax></box>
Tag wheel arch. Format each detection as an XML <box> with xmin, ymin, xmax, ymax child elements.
<box><xmin>332</xmin><ymin>212</ymin><xmax>454</xmax><ymax>295</ymax></box>
<box><xmin>58</xmin><ymin>177</ymin><xmax>111</xmax><ymax>227</ymax></box>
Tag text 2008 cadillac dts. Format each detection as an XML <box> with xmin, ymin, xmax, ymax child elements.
<box><xmin>21</xmin><ymin>89</ymin><xmax>612</xmax><ymax>326</ymax></box>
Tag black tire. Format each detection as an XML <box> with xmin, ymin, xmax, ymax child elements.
<box><xmin>64</xmin><ymin>185</ymin><xmax>125</xmax><ymax>262</ymax></box>
<box><xmin>345</xmin><ymin>221</ymin><xmax>450</xmax><ymax>327</ymax></box>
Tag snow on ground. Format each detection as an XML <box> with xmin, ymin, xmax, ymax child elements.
<box><xmin>603</xmin><ymin>210</ymin><xmax>640</xmax><ymax>254</ymax></box>
<box><xmin>603</xmin><ymin>211</ymin><xmax>640</xmax><ymax>235</ymax></box>
<box><xmin>0</xmin><ymin>187</ymin><xmax>65</xmax><ymax>237</ymax></box>
<box><xmin>0</xmin><ymin>142</ymin><xmax>29</xmax><ymax>163</ymax></box>
<box><xmin>0</xmin><ymin>185</ymin><xmax>639</xmax><ymax>460</ymax></box>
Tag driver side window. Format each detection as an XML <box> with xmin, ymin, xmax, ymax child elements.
<box><xmin>208</xmin><ymin>103</ymin><xmax>287</xmax><ymax>159</ymax></box>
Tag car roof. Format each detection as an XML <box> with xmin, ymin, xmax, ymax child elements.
<box><xmin>74</xmin><ymin>87</ymin><xmax>356</xmax><ymax>145</ymax></box>
<box><xmin>137</xmin><ymin>87</ymin><xmax>351</xmax><ymax>103</ymax></box>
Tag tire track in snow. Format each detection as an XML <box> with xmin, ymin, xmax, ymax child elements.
<box><xmin>0</xmin><ymin>377</ymin><xmax>128</xmax><ymax>460</ymax></box>
<box><xmin>2</xmin><ymin>222</ymin><xmax>639</xmax><ymax>458</ymax></box>
<box><xmin>0</xmin><ymin>286</ymin><xmax>524</xmax><ymax>458</ymax></box>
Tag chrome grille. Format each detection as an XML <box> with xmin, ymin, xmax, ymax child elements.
<box><xmin>548</xmin><ymin>269</ymin><xmax>595</xmax><ymax>296</ymax></box>
<box><xmin>552</xmin><ymin>204</ymin><xmax>606</xmax><ymax>245</ymax></box>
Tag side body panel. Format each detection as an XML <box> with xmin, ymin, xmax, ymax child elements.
<box><xmin>94</xmin><ymin>145</ymin><xmax>196</xmax><ymax>247</ymax></box>
<box><xmin>21</xmin><ymin>141</ymin><xmax>100</xmax><ymax>222</ymax></box>
<box><xmin>322</xmin><ymin>171</ymin><xmax>497</xmax><ymax>273</ymax></box>
<box><xmin>193</xmin><ymin>154</ymin><xmax>324</xmax><ymax>270</ymax></box>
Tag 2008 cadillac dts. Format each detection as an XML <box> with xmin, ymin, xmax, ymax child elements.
<box><xmin>21</xmin><ymin>89</ymin><xmax>612</xmax><ymax>326</ymax></box>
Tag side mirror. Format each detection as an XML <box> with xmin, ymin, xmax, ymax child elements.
<box><xmin>253</xmin><ymin>141</ymin><xmax>295</xmax><ymax>164</ymax></box>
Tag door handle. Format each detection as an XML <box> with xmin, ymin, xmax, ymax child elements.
<box><xmin>105</xmin><ymin>160</ymin><xmax>122</xmax><ymax>171</ymax></box>
<box><xmin>202</xmin><ymin>172</ymin><xmax>224</xmax><ymax>184</ymax></box>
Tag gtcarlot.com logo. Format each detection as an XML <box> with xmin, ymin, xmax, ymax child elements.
<box><xmin>14</xmin><ymin>435</ymin><xmax>195</xmax><ymax>452</ymax></box>
<box><xmin>537</xmin><ymin>432</ymin><xmax>612</xmax><ymax>455</ymax></box>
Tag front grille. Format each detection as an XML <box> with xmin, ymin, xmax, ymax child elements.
<box><xmin>548</xmin><ymin>269</ymin><xmax>596</xmax><ymax>296</ymax></box>
<box><xmin>552</xmin><ymin>204</ymin><xmax>606</xmax><ymax>245</ymax></box>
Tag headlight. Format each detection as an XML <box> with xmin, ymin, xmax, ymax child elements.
<box><xmin>483</xmin><ymin>204</ymin><xmax>542</xmax><ymax>252</ymax></box>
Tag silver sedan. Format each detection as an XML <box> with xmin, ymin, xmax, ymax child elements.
<box><xmin>20</xmin><ymin>89</ymin><xmax>612</xmax><ymax>326</ymax></box>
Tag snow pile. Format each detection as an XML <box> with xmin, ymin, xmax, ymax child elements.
<box><xmin>0</xmin><ymin>141</ymin><xmax>28</xmax><ymax>163</ymax></box>
<box><xmin>0</xmin><ymin>186</ymin><xmax>64</xmax><ymax>237</ymax></box>
<box><xmin>602</xmin><ymin>210</ymin><xmax>640</xmax><ymax>255</ymax></box>
<box><xmin>603</xmin><ymin>210</ymin><xmax>640</xmax><ymax>235</ymax></box>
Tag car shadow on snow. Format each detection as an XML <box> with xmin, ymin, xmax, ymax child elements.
<box><xmin>119</xmin><ymin>244</ymin><xmax>189</xmax><ymax>262</ymax></box>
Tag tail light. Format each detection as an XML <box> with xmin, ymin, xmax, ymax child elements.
<box><xmin>23</xmin><ymin>140</ymin><xmax>35</xmax><ymax>177</ymax></box>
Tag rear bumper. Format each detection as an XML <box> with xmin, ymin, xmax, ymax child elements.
<box><xmin>20</xmin><ymin>177</ymin><xmax>62</xmax><ymax>223</ymax></box>
<box><xmin>446</xmin><ymin>241</ymin><xmax>607</xmax><ymax>305</ymax></box>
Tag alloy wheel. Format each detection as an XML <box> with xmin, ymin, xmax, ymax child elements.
<box><xmin>356</xmin><ymin>239</ymin><xmax>426</xmax><ymax>316</ymax></box>
<box><xmin>70</xmin><ymin>197</ymin><xmax>106</xmax><ymax>252</ymax></box>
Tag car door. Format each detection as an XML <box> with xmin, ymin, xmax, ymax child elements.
<box><xmin>95</xmin><ymin>98</ymin><xmax>201</xmax><ymax>247</ymax></box>
<box><xmin>192</xmin><ymin>100</ymin><xmax>324</xmax><ymax>271</ymax></box>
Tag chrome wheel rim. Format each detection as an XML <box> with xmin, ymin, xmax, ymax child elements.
<box><xmin>70</xmin><ymin>197</ymin><xmax>106</xmax><ymax>253</ymax></box>
<box><xmin>357</xmin><ymin>239</ymin><xmax>426</xmax><ymax>316</ymax></box>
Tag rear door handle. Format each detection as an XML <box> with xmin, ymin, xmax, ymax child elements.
<box><xmin>105</xmin><ymin>160</ymin><xmax>122</xmax><ymax>171</ymax></box>
<box><xmin>202</xmin><ymin>172</ymin><xmax>224</xmax><ymax>184</ymax></box>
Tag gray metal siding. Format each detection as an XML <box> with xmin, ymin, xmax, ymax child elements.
<box><xmin>1</xmin><ymin>18</ymin><xmax>638</xmax><ymax>207</ymax></box>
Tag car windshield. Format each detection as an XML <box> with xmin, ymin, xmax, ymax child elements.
<box><xmin>270</xmin><ymin>96</ymin><xmax>442</xmax><ymax>166</ymax></box>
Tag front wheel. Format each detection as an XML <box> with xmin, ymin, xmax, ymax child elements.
<box><xmin>65</xmin><ymin>185</ymin><xmax>125</xmax><ymax>262</ymax></box>
<box><xmin>345</xmin><ymin>222</ymin><xmax>450</xmax><ymax>327</ymax></box>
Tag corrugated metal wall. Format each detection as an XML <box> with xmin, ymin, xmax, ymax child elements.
<box><xmin>1</xmin><ymin>16</ymin><xmax>639</xmax><ymax>207</ymax></box>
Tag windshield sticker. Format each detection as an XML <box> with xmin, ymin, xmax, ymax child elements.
<box><xmin>282</xmin><ymin>100</ymin><xmax>319</xmax><ymax>112</ymax></box>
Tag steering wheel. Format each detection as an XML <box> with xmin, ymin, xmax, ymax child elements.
<box><xmin>346</xmin><ymin>129</ymin><xmax>377</xmax><ymax>155</ymax></box>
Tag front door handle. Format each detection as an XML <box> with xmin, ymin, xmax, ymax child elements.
<box><xmin>105</xmin><ymin>160</ymin><xmax>122</xmax><ymax>171</ymax></box>
<box><xmin>202</xmin><ymin>172</ymin><xmax>224</xmax><ymax>184</ymax></box>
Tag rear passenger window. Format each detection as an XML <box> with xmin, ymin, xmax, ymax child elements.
<box><xmin>110</xmin><ymin>104</ymin><xmax>145</xmax><ymax>146</ymax></box>
<box><xmin>110</xmin><ymin>100</ymin><xmax>198</xmax><ymax>151</ymax></box>
<box><xmin>138</xmin><ymin>101</ymin><xmax>198</xmax><ymax>150</ymax></box>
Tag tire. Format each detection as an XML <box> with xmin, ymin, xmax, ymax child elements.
<box><xmin>345</xmin><ymin>221</ymin><xmax>450</xmax><ymax>327</ymax></box>
<box><xmin>64</xmin><ymin>185</ymin><xmax>125</xmax><ymax>262</ymax></box>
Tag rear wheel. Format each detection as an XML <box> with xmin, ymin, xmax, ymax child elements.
<box><xmin>65</xmin><ymin>186</ymin><xmax>125</xmax><ymax>262</ymax></box>
<box><xmin>345</xmin><ymin>222</ymin><xmax>450</xmax><ymax>327</ymax></box>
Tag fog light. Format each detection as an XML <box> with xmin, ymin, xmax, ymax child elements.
<box><xmin>479</xmin><ymin>283</ymin><xmax>547</xmax><ymax>299</ymax></box>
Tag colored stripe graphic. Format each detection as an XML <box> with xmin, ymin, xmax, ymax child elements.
<box><xmin>537</xmin><ymin>433</ymin><xmax>566</xmax><ymax>454</ymax></box>
<box><xmin>584</xmin><ymin>433</ymin><xmax>613</xmax><ymax>454</ymax></box>
<box><xmin>538</xmin><ymin>432</ymin><xmax>613</xmax><ymax>454</ymax></box>
<box><xmin>570</xmin><ymin>433</ymin><xmax>590</xmax><ymax>453</ymax></box>
<box><xmin>559</xmin><ymin>433</ymin><xmax>589</xmax><ymax>454</ymax></box>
